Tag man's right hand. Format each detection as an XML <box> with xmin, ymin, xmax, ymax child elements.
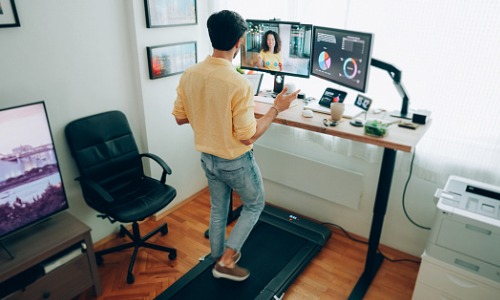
<box><xmin>273</xmin><ymin>86</ymin><xmax>301</xmax><ymax>112</ymax></box>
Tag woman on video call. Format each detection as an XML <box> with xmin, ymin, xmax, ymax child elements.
<box><xmin>258</xmin><ymin>30</ymin><xmax>283</xmax><ymax>71</ymax></box>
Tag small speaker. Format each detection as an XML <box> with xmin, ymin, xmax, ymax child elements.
<box><xmin>284</xmin><ymin>82</ymin><xmax>296</xmax><ymax>94</ymax></box>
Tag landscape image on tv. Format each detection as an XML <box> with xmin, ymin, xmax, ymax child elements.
<box><xmin>0</xmin><ymin>102</ymin><xmax>69</xmax><ymax>238</ymax></box>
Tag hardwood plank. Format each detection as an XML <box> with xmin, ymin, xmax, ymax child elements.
<box><xmin>75</xmin><ymin>188</ymin><xmax>420</xmax><ymax>300</ymax></box>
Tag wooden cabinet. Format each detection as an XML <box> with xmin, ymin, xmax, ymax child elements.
<box><xmin>0</xmin><ymin>212</ymin><xmax>101</xmax><ymax>300</ymax></box>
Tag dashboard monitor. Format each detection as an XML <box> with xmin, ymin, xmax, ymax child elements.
<box><xmin>240</xmin><ymin>19</ymin><xmax>313</xmax><ymax>79</ymax></box>
<box><xmin>310</xmin><ymin>26</ymin><xmax>373</xmax><ymax>93</ymax></box>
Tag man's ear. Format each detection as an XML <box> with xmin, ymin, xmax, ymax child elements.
<box><xmin>234</xmin><ymin>37</ymin><xmax>243</xmax><ymax>50</ymax></box>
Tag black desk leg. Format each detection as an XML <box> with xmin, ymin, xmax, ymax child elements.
<box><xmin>349</xmin><ymin>148</ymin><xmax>397</xmax><ymax>300</ymax></box>
<box><xmin>204</xmin><ymin>191</ymin><xmax>242</xmax><ymax>238</ymax></box>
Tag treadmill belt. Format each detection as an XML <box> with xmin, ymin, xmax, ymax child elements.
<box><xmin>156</xmin><ymin>205</ymin><xmax>331</xmax><ymax>300</ymax></box>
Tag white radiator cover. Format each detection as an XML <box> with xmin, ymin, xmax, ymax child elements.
<box><xmin>253</xmin><ymin>144</ymin><xmax>362</xmax><ymax>210</ymax></box>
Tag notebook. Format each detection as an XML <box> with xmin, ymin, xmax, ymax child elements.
<box><xmin>304</xmin><ymin>100</ymin><xmax>364</xmax><ymax>119</ymax></box>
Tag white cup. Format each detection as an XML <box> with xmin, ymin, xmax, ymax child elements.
<box><xmin>330</xmin><ymin>102</ymin><xmax>345</xmax><ymax>122</ymax></box>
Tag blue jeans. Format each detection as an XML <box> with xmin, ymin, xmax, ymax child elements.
<box><xmin>201</xmin><ymin>150</ymin><xmax>265</xmax><ymax>259</ymax></box>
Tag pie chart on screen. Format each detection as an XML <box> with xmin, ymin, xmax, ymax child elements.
<box><xmin>318</xmin><ymin>51</ymin><xmax>331</xmax><ymax>70</ymax></box>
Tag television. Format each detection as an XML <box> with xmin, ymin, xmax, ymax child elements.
<box><xmin>0</xmin><ymin>101</ymin><xmax>69</xmax><ymax>241</ymax></box>
<box><xmin>310</xmin><ymin>26</ymin><xmax>373</xmax><ymax>93</ymax></box>
<box><xmin>240</xmin><ymin>19</ymin><xmax>313</xmax><ymax>93</ymax></box>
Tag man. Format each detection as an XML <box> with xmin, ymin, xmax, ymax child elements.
<box><xmin>172</xmin><ymin>10</ymin><xmax>300</xmax><ymax>281</ymax></box>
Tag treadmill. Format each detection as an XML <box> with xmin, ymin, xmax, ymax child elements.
<box><xmin>156</xmin><ymin>204</ymin><xmax>331</xmax><ymax>300</ymax></box>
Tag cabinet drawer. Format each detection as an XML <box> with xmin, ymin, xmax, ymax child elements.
<box><xmin>437</xmin><ymin>218</ymin><xmax>500</xmax><ymax>266</ymax></box>
<box><xmin>417</xmin><ymin>256</ymin><xmax>500</xmax><ymax>300</ymax></box>
<box><xmin>412</xmin><ymin>281</ymin><xmax>455</xmax><ymax>300</ymax></box>
<box><xmin>9</xmin><ymin>254</ymin><xmax>93</xmax><ymax>300</ymax></box>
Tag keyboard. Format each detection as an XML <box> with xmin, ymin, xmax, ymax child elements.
<box><xmin>254</xmin><ymin>95</ymin><xmax>299</xmax><ymax>107</ymax></box>
<box><xmin>254</xmin><ymin>95</ymin><xmax>275</xmax><ymax>104</ymax></box>
<box><xmin>304</xmin><ymin>100</ymin><xmax>364</xmax><ymax>119</ymax></box>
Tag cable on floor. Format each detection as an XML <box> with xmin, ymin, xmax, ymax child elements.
<box><xmin>321</xmin><ymin>222</ymin><xmax>421</xmax><ymax>265</ymax></box>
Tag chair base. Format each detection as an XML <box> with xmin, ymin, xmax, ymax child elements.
<box><xmin>95</xmin><ymin>222</ymin><xmax>177</xmax><ymax>284</ymax></box>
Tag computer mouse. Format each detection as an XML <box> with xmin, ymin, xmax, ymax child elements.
<box><xmin>302</xmin><ymin>109</ymin><xmax>314</xmax><ymax>118</ymax></box>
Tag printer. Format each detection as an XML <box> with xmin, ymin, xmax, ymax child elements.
<box><xmin>426</xmin><ymin>175</ymin><xmax>500</xmax><ymax>283</ymax></box>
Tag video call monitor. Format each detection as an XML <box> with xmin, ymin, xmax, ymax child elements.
<box><xmin>240</xmin><ymin>19</ymin><xmax>313</xmax><ymax>78</ymax></box>
<box><xmin>0</xmin><ymin>101</ymin><xmax>69</xmax><ymax>239</ymax></box>
<box><xmin>310</xmin><ymin>26</ymin><xmax>373</xmax><ymax>93</ymax></box>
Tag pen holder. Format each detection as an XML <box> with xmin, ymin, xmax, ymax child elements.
<box><xmin>330</xmin><ymin>103</ymin><xmax>345</xmax><ymax>122</ymax></box>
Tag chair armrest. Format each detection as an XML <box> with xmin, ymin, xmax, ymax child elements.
<box><xmin>140</xmin><ymin>153</ymin><xmax>173</xmax><ymax>183</ymax></box>
<box><xmin>78</xmin><ymin>177</ymin><xmax>114</xmax><ymax>203</ymax></box>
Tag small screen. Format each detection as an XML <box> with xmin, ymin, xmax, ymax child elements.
<box><xmin>240</xmin><ymin>19</ymin><xmax>312</xmax><ymax>78</ymax></box>
<box><xmin>310</xmin><ymin>26</ymin><xmax>373</xmax><ymax>93</ymax></box>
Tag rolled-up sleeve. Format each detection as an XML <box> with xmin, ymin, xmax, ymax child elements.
<box><xmin>232</xmin><ymin>85</ymin><xmax>257</xmax><ymax>141</ymax></box>
<box><xmin>172</xmin><ymin>83</ymin><xmax>187</xmax><ymax>120</ymax></box>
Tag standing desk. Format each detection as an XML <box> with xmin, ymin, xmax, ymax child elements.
<box><xmin>254</xmin><ymin>101</ymin><xmax>430</xmax><ymax>299</ymax></box>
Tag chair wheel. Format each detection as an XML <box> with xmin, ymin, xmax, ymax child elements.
<box><xmin>160</xmin><ymin>225</ymin><xmax>168</xmax><ymax>235</ymax></box>
<box><xmin>127</xmin><ymin>272</ymin><xmax>135</xmax><ymax>284</ymax></box>
<box><xmin>95</xmin><ymin>254</ymin><xmax>103</xmax><ymax>265</ymax></box>
<box><xmin>169</xmin><ymin>250</ymin><xmax>177</xmax><ymax>260</ymax></box>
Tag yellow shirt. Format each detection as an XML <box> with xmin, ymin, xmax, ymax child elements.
<box><xmin>172</xmin><ymin>56</ymin><xmax>257</xmax><ymax>160</ymax></box>
<box><xmin>259</xmin><ymin>50</ymin><xmax>282</xmax><ymax>71</ymax></box>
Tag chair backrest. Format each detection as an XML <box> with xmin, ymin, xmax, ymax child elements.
<box><xmin>65</xmin><ymin>111</ymin><xmax>143</xmax><ymax>195</ymax></box>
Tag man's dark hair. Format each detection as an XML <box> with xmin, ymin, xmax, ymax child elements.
<box><xmin>207</xmin><ymin>10</ymin><xmax>248</xmax><ymax>51</ymax></box>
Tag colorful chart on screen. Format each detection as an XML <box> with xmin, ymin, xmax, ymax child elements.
<box><xmin>318</xmin><ymin>51</ymin><xmax>331</xmax><ymax>70</ymax></box>
<box><xmin>343</xmin><ymin>58</ymin><xmax>358</xmax><ymax>79</ymax></box>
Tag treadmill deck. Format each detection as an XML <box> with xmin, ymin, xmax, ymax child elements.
<box><xmin>156</xmin><ymin>204</ymin><xmax>331</xmax><ymax>300</ymax></box>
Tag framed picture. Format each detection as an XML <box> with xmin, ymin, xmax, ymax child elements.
<box><xmin>144</xmin><ymin>0</ymin><xmax>197</xmax><ymax>28</ymax></box>
<box><xmin>147</xmin><ymin>42</ymin><xmax>197</xmax><ymax>79</ymax></box>
<box><xmin>0</xmin><ymin>0</ymin><xmax>20</xmax><ymax>28</ymax></box>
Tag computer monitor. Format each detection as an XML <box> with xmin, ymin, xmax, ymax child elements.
<box><xmin>310</xmin><ymin>26</ymin><xmax>373</xmax><ymax>93</ymax></box>
<box><xmin>240</xmin><ymin>19</ymin><xmax>313</xmax><ymax>92</ymax></box>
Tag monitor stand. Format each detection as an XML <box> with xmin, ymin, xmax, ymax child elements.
<box><xmin>273</xmin><ymin>74</ymin><xmax>285</xmax><ymax>94</ymax></box>
<box><xmin>390</xmin><ymin>109</ymin><xmax>414</xmax><ymax>120</ymax></box>
<box><xmin>0</xmin><ymin>239</ymin><xmax>14</xmax><ymax>260</ymax></box>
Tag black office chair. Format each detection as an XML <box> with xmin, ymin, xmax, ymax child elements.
<box><xmin>65</xmin><ymin>110</ymin><xmax>177</xmax><ymax>284</ymax></box>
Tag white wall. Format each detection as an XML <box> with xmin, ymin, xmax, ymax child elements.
<box><xmin>127</xmin><ymin>1</ymin><xmax>209</xmax><ymax>206</ymax></box>
<box><xmin>0</xmin><ymin>1</ymin><xmax>141</xmax><ymax>241</ymax></box>
<box><xmin>0</xmin><ymin>1</ymin><xmax>443</xmax><ymax>256</ymax></box>
<box><xmin>0</xmin><ymin>1</ymin><xmax>208</xmax><ymax>243</ymax></box>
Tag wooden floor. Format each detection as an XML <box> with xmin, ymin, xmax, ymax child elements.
<box><xmin>77</xmin><ymin>188</ymin><xmax>421</xmax><ymax>300</ymax></box>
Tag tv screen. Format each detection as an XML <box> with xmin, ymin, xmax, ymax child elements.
<box><xmin>0</xmin><ymin>101</ymin><xmax>69</xmax><ymax>239</ymax></box>
<box><xmin>240</xmin><ymin>19</ymin><xmax>312</xmax><ymax>78</ymax></box>
<box><xmin>310</xmin><ymin>26</ymin><xmax>373</xmax><ymax>93</ymax></box>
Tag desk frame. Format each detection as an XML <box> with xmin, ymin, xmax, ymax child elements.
<box><xmin>253</xmin><ymin>101</ymin><xmax>429</xmax><ymax>299</ymax></box>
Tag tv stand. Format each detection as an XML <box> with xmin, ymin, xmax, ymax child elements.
<box><xmin>0</xmin><ymin>240</ymin><xmax>14</xmax><ymax>260</ymax></box>
<box><xmin>0</xmin><ymin>212</ymin><xmax>101</xmax><ymax>299</ymax></box>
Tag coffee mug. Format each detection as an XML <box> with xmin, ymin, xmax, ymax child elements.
<box><xmin>330</xmin><ymin>102</ymin><xmax>345</xmax><ymax>122</ymax></box>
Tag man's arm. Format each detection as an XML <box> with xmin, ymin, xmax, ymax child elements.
<box><xmin>241</xmin><ymin>87</ymin><xmax>300</xmax><ymax>145</ymax></box>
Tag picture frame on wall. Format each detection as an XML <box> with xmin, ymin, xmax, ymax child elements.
<box><xmin>147</xmin><ymin>42</ymin><xmax>197</xmax><ymax>80</ymax></box>
<box><xmin>0</xmin><ymin>0</ymin><xmax>20</xmax><ymax>28</ymax></box>
<box><xmin>144</xmin><ymin>0</ymin><xmax>197</xmax><ymax>28</ymax></box>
